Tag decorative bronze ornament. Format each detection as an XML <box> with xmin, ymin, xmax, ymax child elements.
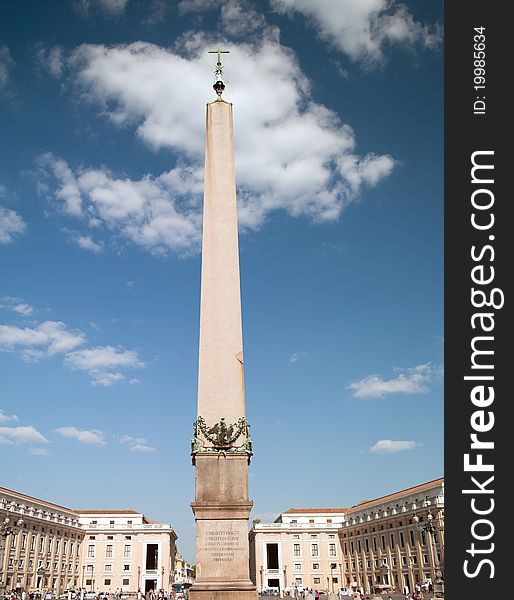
<box><xmin>191</xmin><ymin>416</ymin><xmax>253</xmax><ymax>463</ymax></box>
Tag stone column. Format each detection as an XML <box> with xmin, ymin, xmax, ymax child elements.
<box><xmin>190</xmin><ymin>99</ymin><xmax>256</xmax><ymax>600</ymax></box>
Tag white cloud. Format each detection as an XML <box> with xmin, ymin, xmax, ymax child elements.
<box><xmin>55</xmin><ymin>426</ymin><xmax>106</xmax><ymax>445</ymax></box>
<box><xmin>143</xmin><ymin>0</ymin><xmax>172</xmax><ymax>25</ymax></box>
<box><xmin>0</xmin><ymin>46</ymin><xmax>15</xmax><ymax>92</ymax></box>
<box><xmin>370</xmin><ymin>439</ymin><xmax>421</xmax><ymax>454</ymax></box>
<box><xmin>64</xmin><ymin>345</ymin><xmax>145</xmax><ymax>386</ymax></box>
<box><xmin>348</xmin><ymin>363</ymin><xmax>441</xmax><ymax>398</ymax></box>
<box><xmin>74</xmin><ymin>0</ymin><xmax>130</xmax><ymax>16</ymax></box>
<box><xmin>179</xmin><ymin>0</ymin><xmax>269</xmax><ymax>37</ymax></box>
<box><xmin>128</xmin><ymin>378</ymin><xmax>140</xmax><ymax>385</ymax></box>
<box><xmin>28</xmin><ymin>447</ymin><xmax>49</xmax><ymax>456</ymax></box>
<box><xmin>120</xmin><ymin>434</ymin><xmax>155</xmax><ymax>452</ymax></box>
<box><xmin>0</xmin><ymin>426</ymin><xmax>49</xmax><ymax>445</ymax></box>
<box><xmin>74</xmin><ymin>234</ymin><xmax>105</xmax><ymax>253</ymax></box>
<box><xmin>35</xmin><ymin>45</ymin><xmax>64</xmax><ymax>78</ymax></box>
<box><xmin>0</xmin><ymin>206</ymin><xmax>26</xmax><ymax>243</ymax></box>
<box><xmin>13</xmin><ymin>303</ymin><xmax>34</xmax><ymax>315</ymax></box>
<box><xmin>39</xmin><ymin>38</ymin><xmax>395</xmax><ymax>254</ymax></box>
<box><xmin>270</xmin><ymin>0</ymin><xmax>442</xmax><ymax>66</ymax></box>
<box><xmin>0</xmin><ymin>320</ymin><xmax>86</xmax><ymax>359</ymax></box>
<box><xmin>0</xmin><ymin>409</ymin><xmax>19</xmax><ymax>423</ymax></box>
<box><xmin>0</xmin><ymin>296</ymin><xmax>34</xmax><ymax>316</ymax></box>
<box><xmin>40</xmin><ymin>154</ymin><xmax>203</xmax><ymax>255</ymax></box>
<box><xmin>289</xmin><ymin>352</ymin><xmax>307</xmax><ymax>363</ymax></box>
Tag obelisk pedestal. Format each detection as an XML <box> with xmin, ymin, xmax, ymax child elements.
<box><xmin>189</xmin><ymin>96</ymin><xmax>256</xmax><ymax>600</ymax></box>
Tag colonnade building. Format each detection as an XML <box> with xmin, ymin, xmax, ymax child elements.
<box><xmin>249</xmin><ymin>478</ymin><xmax>444</xmax><ymax>595</ymax></box>
<box><xmin>0</xmin><ymin>487</ymin><xmax>177</xmax><ymax>597</ymax></box>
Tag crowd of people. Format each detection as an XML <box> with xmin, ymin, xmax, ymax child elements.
<box><xmin>2</xmin><ymin>588</ymin><xmax>186</xmax><ymax>600</ymax></box>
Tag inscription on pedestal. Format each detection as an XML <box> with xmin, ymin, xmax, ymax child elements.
<box><xmin>205</xmin><ymin>529</ymin><xmax>242</xmax><ymax>563</ymax></box>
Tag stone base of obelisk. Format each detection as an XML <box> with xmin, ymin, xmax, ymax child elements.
<box><xmin>188</xmin><ymin>584</ymin><xmax>257</xmax><ymax>600</ymax></box>
<box><xmin>191</xmin><ymin>454</ymin><xmax>257</xmax><ymax>600</ymax></box>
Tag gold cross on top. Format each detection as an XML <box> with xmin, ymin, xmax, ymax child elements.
<box><xmin>208</xmin><ymin>46</ymin><xmax>230</xmax><ymax>69</ymax></box>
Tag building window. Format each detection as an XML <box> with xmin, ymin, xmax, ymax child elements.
<box><xmin>329</xmin><ymin>543</ymin><xmax>336</xmax><ymax>557</ymax></box>
<box><xmin>295</xmin><ymin>578</ymin><xmax>302</xmax><ymax>585</ymax></box>
<box><xmin>357</xmin><ymin>540</ymin><xmax>361</xmax><ymax>553</ymax></box>
<box><xmin>291</xmin><ymin>520</ymin><xmax>297</xmax><ymax>524</ymax></box>
<box><xmin>310</xmin><ymin>535</ymin><xmax>318</xmax><ymax>539</ymax></box>
<box><xmin>373</xmin><ymin>537</ymin><xmax>377</xmax><ymax>552</ymax></box>
<box><xmin>86</xmin><ymin>580</ymin><xmax>92</xmax><ymax>586</ymax></box>
<box><xmin>399</xmin><ymin>532</ymin><xmax>405</xmax><ymax>548</ymax></box>
<box><xmin>123</xmin><ymin>565</ymin><xmax>130</xmax><ymax>571</ymax></box>
<box><xmin>327</xmin><ymin>519</ymin><xmax>332</xmax><ymax>524</ymax></box>
<box><xmin>125</xmin><ymin>536</ymin><xmax>132</xmax><ymax>540</ymax></box>
<box><xmin>293</xmin><ymin>544</ymin><xmax>301</xmax><ymax>557</ymax></box>
<box><xmin>423</xmin><ymin>555</ymin><xmax>428</xmax><ymax>564</ymax></box>
<box><xmin>294</xmin><ymin>564</ymin><xmax>301</xmax><ymax>571</ymax></box>
<box><xmin>293</xmin><ymin>535</ymin><xmax>300</xmax><ymax>539</ymax></box>
<box><xmin>312</xmin><ymin>564</ymin><xmax>320</xmax><ymax>570</ymax></box>
<box><xmin>89</xmin><ymin>536</ymin><xmax>96</xmax><ymax>540</ymax></box>
<box><xmin>390</xmin><ymin>534</ymin><xmax>395</xmax><ymax>550</ymax></box>
<box><xmin>309</xmin><ymin>519</ymin><xmax>314</xmax><ymax>524</ymax></box>
<box><xmin>107</xmin><ymin>536</ymin><xmax>113</xmax><ymax>540</ymax></box>
<box><xmin>109</xmin><ymin>521</ymin><xmax>115</xmax><ymax>525</ymax></box>
<box><xmin>365</xmin><ymin>538</ymin><xmax>369</xmax><ymax>553</ymax></box>
<box><xmin>350</xmin><ymin>542</ymin><xmax>354</xmax><ymax>554</ymax></box>
<box><xmin>381</xmin><ymin>536</ymin><xmax>386</xmax><ymax>551</ymax></box>
<box><xmin>87</xmin><ymin>546</ymin><xmax>95</xmax><ymax>558</ymax></box>
<box><xmin>344</xmin><ymin>543</ymin><xmax>347</xmax><ymax>554</ymax></box>
<box><xmin>122</xmin><ymin>579</ymin><xmax>129</xmax><ymax>586</ymax></box>
<box><xmin>409</xmin><ymin>530</ymin><xmax>415</xmax><ymax>547</ymax></box>
<box><xmin>127</xmin><ymin>521</ymin><xmax>132</xmax><ymax>525</ymax></box>
<box><xmin>311</xmin><ymin>544</ymin><xmax>319</xmax><ymax>557</ymax></box>
<box><xmin>123</xmin><ymin>545</ymin><xmax>131</xmax><ymax>558</ymax></box>
<box><xmin>104</xmin><ymin>579</ymin><xmax>111</xmax><ymax>586</ymax></box>
<box><xmin>313</xmin><ymin>578</ymin><xmax>320</xmax><ymax>585</ymax></box>
<box><xmin>421</xmin><ymin>531</ymin><xmax>426</xmax><ymax>545</ymax></box>
<box><xmin>106</xmin><ymin>545</ymin><xmax>113</xmax><ymax>558</ymax></box>
<box><xmin>91</xmin><ymin>521</ymin><xmax>97</xmax><ymax>525</ymax></box>
<box><xmin>332</xmin><ymin>578</ymin><xmax>338</xmax><ymax>584</ymax></box>
<box><xmin>329</xmin><ymin>534</ymin><xmax>335</xmax><ymax>539</ymax></box>
<box><xmin>105</xmin><ymin>565</ymin><xmax>112</xmax><ymax>572</ymax></box>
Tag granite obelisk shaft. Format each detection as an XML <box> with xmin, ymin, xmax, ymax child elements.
<box><xmin>190</xmin><ymin>99</ymin><xmax>256</xmax><ymax>600</ymax></box>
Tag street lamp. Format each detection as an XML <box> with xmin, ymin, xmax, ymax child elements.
<box><xmin>0</xmin><ymin>516</ymin><xmax>24</xmax><ymax>599</ymax></box>
<box><xmin>283</xmin><ymin>564</ymin><xmax>287</xmax><ymax>597</ymax></box>
<box><xmin>413</xmin><ymin>511</ymin><xmax>444</xmax><ymax>598</ymax></box>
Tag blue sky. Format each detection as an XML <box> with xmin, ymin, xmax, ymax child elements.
<box><xmin>0</xmin><ymin>0</ymin><xmax>443</xmax><ymax>562</ymax></box>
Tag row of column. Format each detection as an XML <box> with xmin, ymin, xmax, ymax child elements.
<box><xmin>1</xmin><ymin>524</ymin><xmax>82</xmax><ymax>594</ymax></box>
<box><xmin>340</xmin><ymin>524</ymin><xmax>444</xmax><ymax>593</ymax></box>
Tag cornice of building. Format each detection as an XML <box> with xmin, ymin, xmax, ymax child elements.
<box><xmin>0</xmin><ymin>486</ymin><xmax>82</xmax><ymax>529</ymax></box>
<box><xmin>251</xmin><ymin>478</ymin><xmax>445</xmax><ymax>534</ymax></box>
<box><xmin>0</xmin><ymin>486</ymin><xmax>177</xmax><ymax>538</ymax></box>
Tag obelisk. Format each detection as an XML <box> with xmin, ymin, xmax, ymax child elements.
<box><xmin>189</xmin><ymin>51</ymin><xmax>256</xmax><ymax>600</ymax></box>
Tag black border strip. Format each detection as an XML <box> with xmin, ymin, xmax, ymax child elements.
<box><xmin>445</xmin><ymin>1</ymin><xmax>508</xmax><ymax>595</ymax></box>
